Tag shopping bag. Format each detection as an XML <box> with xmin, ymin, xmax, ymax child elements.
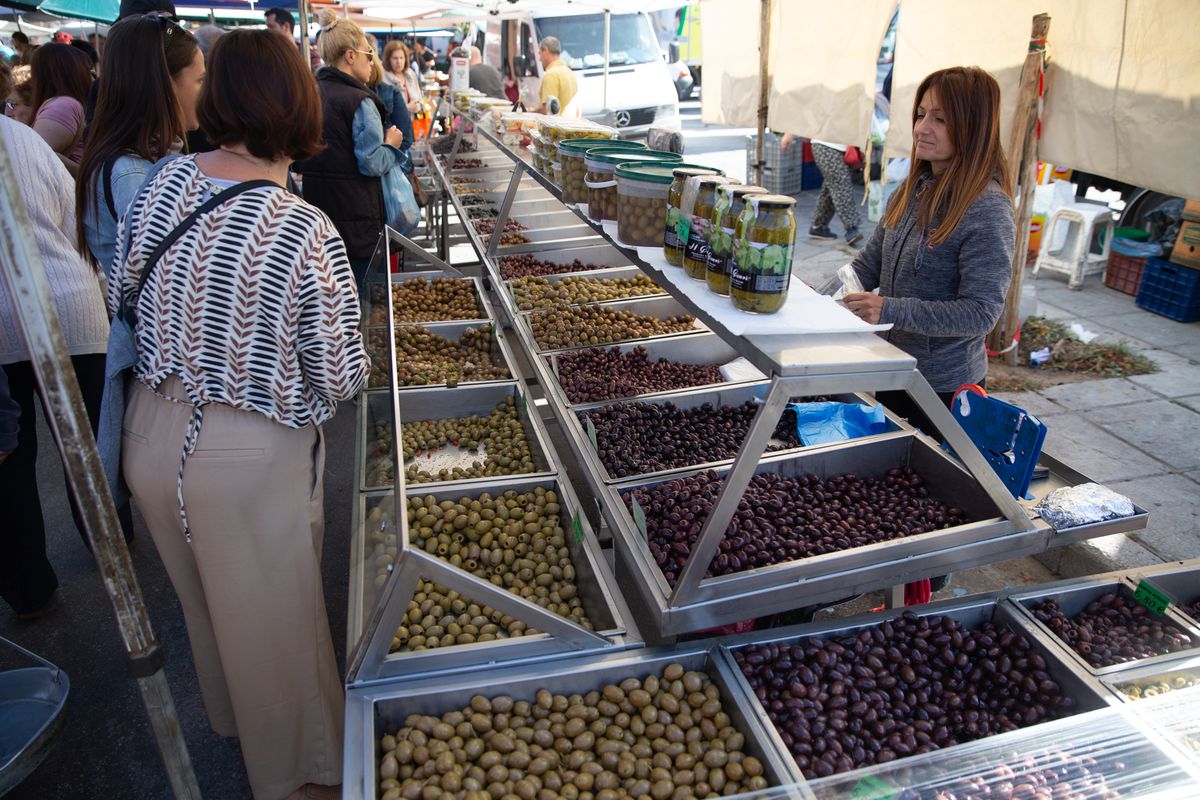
<box><xmin>788</xmin><ymin>401</ymin><xmax>888</xmax><ymax>446</ymax></box>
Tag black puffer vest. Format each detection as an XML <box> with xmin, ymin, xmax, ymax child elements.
<box><xmin>301</xmin><ymin>67</ymin><xmax>388</xmax><ymax>260</ymax></box>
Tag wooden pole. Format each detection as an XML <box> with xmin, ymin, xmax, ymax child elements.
<box><xmin>298</xmin><ymin>0</ymin><xmax>311</xmax><ymax>69</ymax></box>
<box><xmin>754</xmin><ymin>0</ymin><xmax>772</xmax><ymax>186</ymax></box>
<box><xmin>988</xmin><ymin>13</ymin><xmax>1050</xmax><ymax>364</ymax></box>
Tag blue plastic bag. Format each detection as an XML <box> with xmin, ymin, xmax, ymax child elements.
<box><xmin>788</xmin><ymin>401</ymin><xmax>888</xmax><ymax>446</ymax></box>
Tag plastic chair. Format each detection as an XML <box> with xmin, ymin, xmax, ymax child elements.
<box><xmin>1032</xmin><ymin>202</ymin><xmax>1116</xmax><ymax>290</ymax></box>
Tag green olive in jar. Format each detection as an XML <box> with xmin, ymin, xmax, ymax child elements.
<box><xmin>664</xmin><ymin>166</ymin><xmax>723</xmax><ymax>266</ymax></box>
<box><xmin>706</xmin><ymin>185</ymin><xmax>767</xmax><ymax>295</ymax></box>
<box><xmin>585</xmin><ymin>150</ymin><xmax>681</xmax><ymax>223</ymax></box>
<box><xmin>560</xmin><ymin>140</ymin><xmax>645</xmax><ymax>206</ymax></box>
<box><xmin>729</xmin><ymin>194</ymin><xmax>797</xmax><ymax>314</ymax></box>
<box><xmin>615</xmin><ymin>164</ymin><xmax>680</xmax><ymax>248</ymax></box>
<box><xmin>680</xmin><ymin>176</ymin><xmax>734</xmax><ymax>280</ymax></box>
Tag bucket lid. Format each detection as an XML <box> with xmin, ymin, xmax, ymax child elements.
<box><xmin>586</xmin><ymin>149</ymin><xmax>683</xmax><ymax>167</ymax></box>
<box><xmin>615</xmin><ymin>163</ymin><xmax>680</xmax><ymax>184</ymax></box>
<box><xmin>559</xmin><ymin>138</ymin><xmax>643</xmax><ymax>155</ymax></box>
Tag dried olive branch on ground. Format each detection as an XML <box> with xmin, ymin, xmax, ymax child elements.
<box><xmin>1017</xmin><ymin>316</ymin><xmax>1158</xmax><ymax>377</ymax></box>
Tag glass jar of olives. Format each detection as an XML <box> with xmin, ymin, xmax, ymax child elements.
<box><xmin>729</xmin><ymin>194</ymin><xmax>797</xmax><ymax>314</ymax></box>
<box><xmin>680</xmin><ymin>176</ymin><xmax>734</xmax><ymax>280</ymax></box>
<box><xmin>663</xmin><ymin>166</ymin><xmax>723</xmax><ymax>266</ymax></box>
<box><xmin>706</xmin><ymin>184</ymin><xmax>767</xmax><ymax>295</ymax></box>
<box><xmin>559</xmin><ymin>140</ymin><xmax>645</xmax><ymax>205</ymax></box>
<box><xmin>584</xmin><ymin>149</ymin><xmax>681</xmax><ymax>222</ymax></box>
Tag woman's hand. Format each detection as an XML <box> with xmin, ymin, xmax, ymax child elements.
<box><xmin>844</xmin><ymin>292</ymin><xmax>884</xmax><ymax>324</ymax></box>
<box><xmin>407</xmin><ymin>100</ymin><xmax>422</xmax><ymax>114</ymax></box>
<box><xmin>385</xmin><ymin>125</ymin><xmax>404</xmax><ymax>147</ymax></box>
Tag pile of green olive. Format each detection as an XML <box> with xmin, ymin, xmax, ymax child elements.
<box><xmin>511</xmin><ymin>275</ymin><xmax>662</xmax><ymax>311</ymax></box>
<box><xmin>403</xmin><ymin>397</ymin><xmax>539</xmax><ymax>484</ymax></box>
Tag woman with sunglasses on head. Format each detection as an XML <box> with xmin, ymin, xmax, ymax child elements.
<box><xmin>76</xmin><ymin>14</ymin><xmax>204</xmax><ymax>279</ymax></box>
<box><xmin>300</xmin><ymin>10</ymin><xmax>404</xmax><ymax>288</ymax></box>
<box><xmin>110</xmin><ymin>29</ymin><xmax>365</xmax><ymax>800</ymax></box>
<box><xmin>845</xmin><ymin>66</ymin><xmax>1014</xmax><ymax>435</ymax></box>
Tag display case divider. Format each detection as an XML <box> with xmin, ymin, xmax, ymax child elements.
<box><xmin>383</xmin><ymin>225</ymin><xmax>464</xmax><ymax>278</ymax></box>
<box><xmin>487</xmin><ymin>163</ymin><xmax>528</xmax><ymax>259</ymax></box>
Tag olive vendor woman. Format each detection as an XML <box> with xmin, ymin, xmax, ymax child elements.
<box><xmin>844</xmin><ymin>66</ymin><xmax>1014</xmax><ymax>435</ymax></box>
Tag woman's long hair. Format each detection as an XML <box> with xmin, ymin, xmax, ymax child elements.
<box><xmin>74</xmin><ymin>14</ymin><xmax>198</xmax><ymax>261</ymax></box>
<box><xmin>883</xmin><ymin>66</ymin><xmax>1012</xmax><ymax>246</ymax></box>
<box><xmin>29</xmin><ymin>43</ymin><xmax>93</xmax><ymax>113</ymax></box>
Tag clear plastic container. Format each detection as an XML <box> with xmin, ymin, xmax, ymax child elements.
<box><xmin>559</xmin><ymin>140</ymin><xmax>645</xmax><ymax>206</ymax></box>
<box><xmin>680</xmin><ymin>176</ymin><xmax>735</xmax><ymax>280</ymax></box>
<box><xmin>536</xmin><ymin>118</ymin><xmax>618</xmax><ymax>147</ymax></box>
<box><xmin>615</xmin><ymin>163</ymin><xmax>678</xmax><ymax>247</ymax></box>
<box><xmin>706</xmin><ymin>184</ymin><xmax>767</xmax><ymax>295</ymax></box>
<box><xmin>550</xmin><ymin>160</ymin><xmax>562</xmax><ymax>188</ymax></box>
<box><xmin>585</xmin><ymin>150</ymin><xmax>681</xmax><ymax>222</ymax></box>
<box><xmin>729</xmin><ymin>194</ymin><xmax>797</xmax><ymax>314</ymax></box>
<box><xmin>664</xmin><ymin>166</ymin><xmax>724</xmax><ymax>267</ymax></box>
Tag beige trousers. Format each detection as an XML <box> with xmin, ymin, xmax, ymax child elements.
<box><xmin>122</xmin><ymin>378</ymin><xmax>343</xmax><ymax>800</ymax></box>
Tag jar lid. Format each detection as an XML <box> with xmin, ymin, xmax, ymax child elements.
<box><xmin>614</xmin><ymin>163</ymin><xmax>678</xmax><ymax>184</ymax></box>
<box><xmin>720</xmin><ymin>184</ymin><xmax>769</xmax><ymax>199</ymax></box>
<box><xmin>671</xmin><ymin>165</ymin><xmax>725</xmax><ymax>180</ymax></box>
<box><xmin>586</xmin><ymin>149</ymin><xmax>682</xmax><ymax>167</ymax></box>
<box><xmin>691</xmin><ymin>175</ymin><xmax>734</xmax><ymax>190</ymax></box>
<box><xmin>559</xmin><ymin>138</ymin><xmax>643</xmax><ymax>155</ymax></box>
<box><xmin>749</xmin><ymin>194</ymin><xmax>797</xmax><ymax>208</ymax></box>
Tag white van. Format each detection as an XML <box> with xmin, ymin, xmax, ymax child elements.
<box><xmin>485</xmin><ymin>8</ymin><xmax>680</xmax><ymax>137</ymax></box>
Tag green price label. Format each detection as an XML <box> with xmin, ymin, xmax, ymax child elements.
<box><xmin>631</xmin><ymin>495</ymin><xmax>648</xmax><ymax>537</ymax></box>
<box><xmin>572</xmin><ymin>513</ymin><xmax>584</xmax><ymax>543</ymax></box>
<box><xmin>585</xmin><ymin>417</ymin><xmax>598</xmax><ymax>450</ymax></box>
<box><xmin>850</xmin><ymin>775</ymin><xmax>896</xmax><ymax>800</ymax></box>
<box><xmin>1133</xmin><ymin>579</ymin><xmax>1171</xmax><ymax>616</ymax></box>
<box><xmin>674</xmin><ymin>215</ymin><xmax>692</xmax><ymax>249</ymax></box>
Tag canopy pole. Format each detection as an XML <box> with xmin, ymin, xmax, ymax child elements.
<box><xmin>0</xmin><ymin>125</ymin><xmax>201</xmax><ymax>798</ymax></box>
<box><xmin>298</xmin><ymin>0</ymin><xmax>311</xmax><ymax>68</ymax></box>
<box><xmin>988</xmin><ymin>13</ymin><xmax>1051</xmax><ymax>364</ymax></box>
<box><xmin>602</xmin><ymin>10</ymin><xmax>610</xmax><ymax>116</ymax></box>
<box><xmin>754</xmin><ymin>0</ymin><xmax>772</xmax><ymax>185</ymax></box>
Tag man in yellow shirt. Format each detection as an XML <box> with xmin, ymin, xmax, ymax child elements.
<box><xmin>535</xmin><ymin>36</ymin><xmax>578</xmax><ymax>115</ymax></box>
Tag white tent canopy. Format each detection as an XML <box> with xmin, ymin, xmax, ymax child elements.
<box><xmin>701</xmin><ymin>0</ymin><xmax>1200</xmax><ymax>199</ymax></box>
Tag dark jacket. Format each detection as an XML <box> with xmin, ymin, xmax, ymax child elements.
<box><xmin>375</xmin><ymin>80</ymin><xmax>414</xmax><ymax>174</ymax></box>
<box><xmin>300</xmin><ymin>67</ymin><xmax>387</xmax><ymax>260</ymax></box>
<box><xmin>851</xmin><ymin>176</ymin><xmax>1015</xmax><ymax>391</ymax></box>
<box><xmin>0</xmin><ymin>365</ymin><xmax>17</xmax><ymax>453</ymax></box>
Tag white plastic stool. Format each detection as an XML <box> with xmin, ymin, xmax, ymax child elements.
<box><xmin>1032</xmin><ymin>203</ymin><xmax>1116</xmax><ymax>290</ymax></box>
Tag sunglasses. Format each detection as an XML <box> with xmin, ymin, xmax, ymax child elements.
<box><xmin>353</xmin><ymin>47</ymin><xmax>376</xmax><ymax>62</ymax></box>
<box><xmin>146</xmin><ymin>11</ymin><xmax>185</xmax><ymax>37</ymax></box>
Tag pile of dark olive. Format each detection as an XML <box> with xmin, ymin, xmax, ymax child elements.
<box><xmin>579</xmin><ymin>400</ymin><xmax>803</xmax><ymax>479</ymax></box>
<box><xmin>430</xmin><ymin>135</ymin><xmax>476</xmax><ymax>155</ymax></box>
<box><xmin>403</xmin><ymin>397</ymin><xmax>539</xmax><ymax>484</ymax></box>
<box><xmin>392</xmin><ymin>278</ymin><xmax>482</xmax><ymax>323</ymax></box>
<box><xmin>511</xmin><ymin>275</ymin><xmax>663</xmax><ymax>310</ymax></box>
<box><xmin>474</xmin><ymin>218</ymin><xmax>528</xmax><ymax>235</ymax></box>
<box><xmin>500</xmin><ymin>255</ymin><xmax>612</xmax><ymax>280</ymax></box>
<box><xmin>467</xmin><ymin>206</ymin><xmax>500</xmax><ymax>220</ymax></box>
<box><xmin>555</xmin><ymin>346</ymin><xmax>725</xmax><ymax>404</ymax></box>
<box><xmin>1030</xmin><ymin>594</ymin><xmax>1196</xmax><ymax>668</ymax></box>
<box><xmin>1185</xmin><ymin>598</ymin><xmax>1200</xmax><ymax>622</ymax></box>
<box><xmin>389</xmin><ymin>325</ymin><xmax>511</xmax><ymax>388</ymax></box>
<box><xmin>459</xmin><ymin>195</ymin><xmax>493</xmax><ymax>208</ymax></box>
<box><xmin>393</xmin><ymin>486</ymin><xmax>592</xmax><ymax>652</ymax></box>
<box><xmin>530</xmin><ymin>305</ymin><xmax>696</xmax><ymax>350</ymax></box>
<box><xmin>734</xmin><ymin>611</ymin><xmax>1075</xmax><ymax>778</ymax></box>
<box><xmin>895</xmin><ymin>749</ymin><xmax>1128</xmax><ymax>800</ymax></box>
<box><xmin>623</xmin><ymin>467</ymin><xmax>968</xmax><ymax>585</ymax></box>
<box><xmin>445</xmin><ymin>157</ymin><xmax>486</xmax><ymax>169</ymax></box>
<box><xmin>376</xmin><ymin>662</ymin><xmax>772</xmax><ymax>800</ymax></box>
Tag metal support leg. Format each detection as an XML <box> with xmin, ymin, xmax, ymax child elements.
<box><xmin>488</xmin><ymin>163</ymin><xmax>526</xmax><ymax>259</ymax></box>
<box><xmin>384</xmin><ymin>226</ymin><xmax>464</xmax><ymax>277</ymax></box>
<box><xmin>669</xmin><ymin>379</ymin><xmax>791</xmax><ymax>605</ymax></box>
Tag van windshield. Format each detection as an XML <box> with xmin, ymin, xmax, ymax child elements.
<box><xmin>535</xmin><ymin>13</ymin><xmax>660</xmax><ymax>69</ymax></box>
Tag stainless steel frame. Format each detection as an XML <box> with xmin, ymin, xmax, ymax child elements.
<box><xmin>362</xmin><ymin>319</ymin><xmax>519</xmax><ymax>395</ymax></box>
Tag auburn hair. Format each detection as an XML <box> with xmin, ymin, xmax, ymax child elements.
<box><xmin>383</xmin><ymin>40</ymin><xmax>409</xmax><ymax>75</ymax></box>
<box><xmin>30</xmin><ymin>43</ymin><xmax>93</xmax><ymax>113</ymax></box>
<box><xmin>883</xmin><ymin>66</ymin><xmax>1012</xmax><ymax>246</ymax></box>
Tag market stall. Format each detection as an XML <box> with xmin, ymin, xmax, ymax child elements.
<box><xmin>336</xmin><ymin>100</ymin><xmax>1200</xmax><ymax>798</ymax></box>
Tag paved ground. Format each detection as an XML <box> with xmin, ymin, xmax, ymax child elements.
<box><xmin>2</xmin><ymin>102</ymin><xmax>1196</xmax><ymax>798</ymax></box>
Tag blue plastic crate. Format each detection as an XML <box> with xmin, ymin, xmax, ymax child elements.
<box><xmin>801</xmin><ymin>161</ymin><xmax>824</xmax><ymax>191</ymax></box>
<box><xmin>1136</xmin><ymin>257</ymin><xmax>1200</xmax><ymax>322</ymax></box>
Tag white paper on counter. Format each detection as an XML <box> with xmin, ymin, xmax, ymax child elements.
<box><xmin>632</xmin><ymin>245</ymin><xmax>891</xmax><ymax>337</ymax></box>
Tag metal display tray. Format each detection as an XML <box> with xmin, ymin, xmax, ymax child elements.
<box><xmin>521</xmin><ymin>295</ymin><xmax>709</xmax><ymax>354</ymax></box>
<box><xmin>1127</xmin><ymin>562</ymin><xmax>1200</xmax><ymax>627</ymax></box>
<box><xmin>715</xmin><ymin>594</ymin><xmax>1114</xmax><ymax>783</ymax></box>
<box><xmin>343</xmin><ymin>645</ymin><xmax>812</xmax><ymax>800</ymax></box>
<box><xmin>1018</xmin><ymin>452</ymin><xmax>1149</xmax><ymax>542</ymax></box>
<box><xmin>493</xmin><ymin>241</ymin><xmax>634</xmax><ymax>273</ymax></box>
<box><xmin>1008</xmin><ymin>577</ymin><xmax>1200</xmax><ymax>678</ymax></box>
<box><xmin>362</xmin><ymin>320</ymin><xmax>517</xmax><ymax>394</ymax></box>
<box><xmin>505</xmin><ymin>265</ymin><xmax>667</xmax><ymax>311</ymax></box>
<box><xmin>346</xmin><ymin>474</ymin><xmax>637</xmax><ymax>685</ymax></box>
<box><xmin>606</xmin><ymin>434</ymin><xmax>1021</xmax><ymax>632</ymax></box>
<box><xmin>541</xmin><ymin>332</ymin><xmax>767</xmax><ymax>410</ymax></box>
<box><xmin>566</xmin><ymin>384</ymin><xmax>907</xmax><ymax>486</ymax></box>
<box><xmin>365</xmin><ymin>382</ymin><xmax>558</xmax><ymax>492</ymax></box>
<box><xmin>1100</xmin><ymin>652</ymin><xmax>1200</xmax><ymax>703</ymax></box>
<box><xmin>384</xmin><ymin>271</ymin><xmax>495</xmax><ymax>327</ymax></box>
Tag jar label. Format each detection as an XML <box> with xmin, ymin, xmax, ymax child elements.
<box><xmin>673</xmin><ymin>214</ymin><xmax>692</xmax><ymax>251</ymax></box>
<box><xmin>685</xmin><ymin>217</ymin><xmax>711</xmax><ymax>264</ymax></box>
<box><xmin>729</xmin><ymin>240</ymin><xmax>793</xmax><ymax>294</ymax></box>
<box><xmin>706</xmin><ymin>226</ymin><xmax>736</xmax><ymax>274</ymax></box>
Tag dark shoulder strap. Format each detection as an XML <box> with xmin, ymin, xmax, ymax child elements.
<box><xmin>101</xmin><ymin>152</ymin><xmax>121</xmax><ymax>221</ymax></box>
<box><xmin>124</xmin><ymin>179</ymin><xmax>279</xmax><ymax>327</ymax></box>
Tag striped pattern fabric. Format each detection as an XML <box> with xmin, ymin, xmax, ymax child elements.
<box><xmin>110</xmin><ymin>156</ymin><xmax>368</xmax><ymax>430</ymax></box>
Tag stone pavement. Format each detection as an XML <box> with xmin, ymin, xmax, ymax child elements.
<box><xmin>784</xmin><ymin>196</ymin><xmax>1200</xmax><ymax>579</ymax></box>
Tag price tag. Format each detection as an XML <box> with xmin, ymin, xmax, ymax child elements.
<box><xmin>631</xmin><ymin>495</ymin><xmax>648</xmax><ymax>537</ymax></box>
<box><xmin>849</xmin><ymin>775</ymin><xmax>896</xmax><ymax>800</ymax></box>
<box><xmin>675</xmin><ymin>216</ymin><xmax>692</xmax><ymax>248</ymax></box>
<box><xmin>1133</xmin><ymin>579</ymin><xmax>1171</xmax><ymax>616</ymax></box>
<box><xmin>585</xmin><ymin>417</ymin><xmax>598</xmax><ymax>450</ymax></box>
<box><xmin>572</xmin><ymin>512</ymin><xmax>584</xmax><ymax>543</ymax></box>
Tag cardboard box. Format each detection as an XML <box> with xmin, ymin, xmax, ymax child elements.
<box><xmin>1170</xmin><ymin>218</ymin><xmax>1200</xmax><ymax>269</ymax></box>
<box><xmin>1182</xmin><ymin>199</ymin><xmax>1200</xmax><ymax>222</ymax></box>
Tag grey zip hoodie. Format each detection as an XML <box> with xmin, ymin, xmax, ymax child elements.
<box><xmin>851</xmin><ymin>177</ymin><xmax>1015</xmax><ymax>391</ymax></box>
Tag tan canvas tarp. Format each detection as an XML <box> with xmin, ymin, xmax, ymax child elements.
<box><xmin>889</xmin><ymin>0</ymin><xmax>1200</xmax><ymax>198</ymax></box>
<box><xmin>699</xmin><ymin>0</ymin><xmax>772</xmax><ymax>128</ymax></box>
